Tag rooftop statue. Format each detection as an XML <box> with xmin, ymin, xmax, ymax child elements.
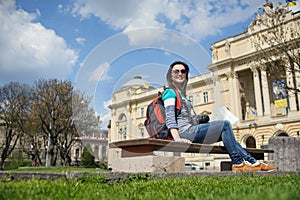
<box><xmin>261</xmin><ymin>0</ymin><xmax>274</xmax><ymax>17</ymax></box>
<box><xmin>248</xmin><ymin>0</ymin><xmax>290</xmax><ymax>31</ymax></box>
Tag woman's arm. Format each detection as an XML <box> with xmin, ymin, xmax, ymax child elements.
<box><xmin>170</xmin><ymin>128</ymin><xmax>191</xmax><ymax>143</ymax></box>
<box><xmin>163</xmin><ymin>89</ymin><xmax>191</xmax><ymax>144</ymax></box>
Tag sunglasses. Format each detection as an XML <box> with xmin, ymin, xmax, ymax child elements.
<box><xmin>172</xmin><ymin>69</ymin><xmax>187</xmax><ymax>74</ymax></box>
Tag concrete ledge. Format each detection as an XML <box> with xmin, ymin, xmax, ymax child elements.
<box><xmin>111</xmin><ymin>155</ymin><xmax>185</xmax><ymax>172</ymax></box>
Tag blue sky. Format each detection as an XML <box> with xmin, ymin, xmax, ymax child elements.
<box><xmin>1</xmin><ymin>0</ymin><xmax>298</xmax><ymax>129</ymax></box>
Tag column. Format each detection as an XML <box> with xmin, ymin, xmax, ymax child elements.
<box><xmin>293</xmin><ymin>61</ymin><xmax>300</xmax><ymax>111</ymax></box>
<box><xmin>260</xmin><ymin>66</ymin><xmax>271</xmax><ymax>115</ymax></box>
<box><xmin>286</xmin><ymin>64</ymin><xmax>297</xmax><ymax>111</ymax></box>
<box><xmin>130</xmin><ymin>103</ymin><xmax>138</xmax><ymax>138</ymax></box>
<box><xmin>226</xmin><ymin>71</ymin><xmax>242</xmax><ymax>119</ymax></box>
<box><xmin>126</xmin><ymin>104</ymin><xmax>131</xmax><ymax>139</ymax></box>
<box><xmin>250</xmin><ymin>65</ymin><xmax>263</xmax><ymax>116</ymax></box>
<box><xmin>226</xmin><ymin>72</ymin><xmax>235</xmax><ymax>113</ymax></box>
<box><xmin>232</xmin><ymin>72</ymin><xmax>242</xmax><ymax>119</ymax></box>
<box><xmin>297</xmin><ymin>68</ymin><xmax>300</xmax><ymax>111</ymax></box>
<box><xmin>212</xmin><ymin>74</ymin><xmax>222</xmax><ymax>111</ymax></box>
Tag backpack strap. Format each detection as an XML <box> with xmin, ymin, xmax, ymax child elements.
<box><xmin>162</xmin><ymin>88</ymin><xmax>182</xmax><ymax>111</ymax></box>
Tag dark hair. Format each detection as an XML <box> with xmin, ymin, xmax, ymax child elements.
<box><xmin>166</xmin><ymin>61</ymin><xmax>189</xmax><ymax>94</ymax></box>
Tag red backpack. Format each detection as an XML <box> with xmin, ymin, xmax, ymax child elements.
<box><xmin>144</xmin><ymin>89</ymin><xmax>181</xmax><ymax>140</ymax></box>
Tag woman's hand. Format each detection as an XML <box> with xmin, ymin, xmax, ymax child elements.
<box><xmin>174</xmin><ymin>137</ymin><xmax>192</xmax><ymax>144</ymax></box>
<box><xmin>170</xmin><ymin>128</ymin><xmax>192</xmax><ymax>144</ymax></box>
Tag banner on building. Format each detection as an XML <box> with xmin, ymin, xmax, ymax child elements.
<box><xmin>272</xmin><ymin>80</ymin><xmax>288</xmax><ymax>108</ymax></box>
<box><xmin>286</xmin><ymin>0</ymin><xmax>297</xmax><ymax>7</ymax></box>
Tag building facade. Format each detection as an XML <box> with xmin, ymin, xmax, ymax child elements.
<box><xmin>108</xmin><ymin>2</ymin><xmax>300</xmax><ymax>170</ymax></box>
<box><xmin>71</xmin><ymin>130</ymin><xmax>108</xmax><ymax>166</ymax></box>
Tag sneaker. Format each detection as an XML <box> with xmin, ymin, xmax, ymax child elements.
<box><xmin>243</xmin><ymin>162</ymin><xmax>276</xmax><ymax>172</ymax></box>
<box><xmin>243</xmin><ymin>162</ymin><xmax>261</xmax><ymax>172</ymax></box>
<box><xmin>232</xmin><ymin>161</ymin><xmax>246</xmax><ymax>171</ymax></box>
<box><xmin>260</xmin><ymin>162</ymin><xmax>275</xmax><ymax>171</ymax></box>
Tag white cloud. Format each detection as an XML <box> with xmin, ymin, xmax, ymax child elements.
<box><xmin>76</xmin><ymin>37</ymin><xmax>86</xmax><ymax>45</ymax></box>
<box><xmin>36</xmin><ymin>8</ymin><xmax>41</xmax><ymax>17</ymax></box>
<box><xmin>89</xmin><ymin>62</ymin><xmax>111</xmax><ymax>82</ymax></box>
<box><xmin>0</xmin><ymin>0</ymin><xmax>78</xmax><ymax>84</ymax></box>
<box><xmin>100</xmin><ymin>99</ymin><xmax>112</xmax><ymax>129</ymax></box>
<box><xmin>70</xmin><ymin>0</ymin><xmax>288</xmax><ymax>43</ymax></box>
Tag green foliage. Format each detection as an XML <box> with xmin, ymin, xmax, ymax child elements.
<box><xmin>96</xmin><ymin>161</ymin><xmax>108</xmax><ymax>170</ymax></box>
<box><xmin>0</xmin><ymin>174</ymin><xmax>299</xmax><ymax>200</ymax></box>
<box><xmin>5</xmin><ymin>151</ymin><xmax>30</xmax><ymax>170</ymax></box>
<box><xmin>125</xmin><ymin>173</ymin><xmax>152</xmax><ymax>183</ymax></box>
<box><xmin>80</xmin><ymin>145</ymin><xmax>96</xmax><ymax>167</ymax></box>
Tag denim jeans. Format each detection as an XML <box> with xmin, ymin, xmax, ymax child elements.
<box><xmin>180</xmin><ymin>120</ymin><xmax>257</xmax><ymax>165</ymax></box>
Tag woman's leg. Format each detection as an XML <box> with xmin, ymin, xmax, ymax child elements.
<box><xmin>219</xmin><ymin>120</ymin><xmax>258</xmax><ymax>165</ymax></box>
<box><xmin>235</xmin><ymin>141</ymin><xmax>257</xmax><ymax>165</ymax></box>
<box><xmin>181</xmin><ymin>120</ymin><xmax>244</xmax><ymax>165</ymax></box>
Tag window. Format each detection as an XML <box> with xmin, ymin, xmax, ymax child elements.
<box><xmin>203</xmin><ymin>92</ymin><xmax>208</xmax><ymax>103</ymax></box>
<box><xmin>141</xmin><ymin>107</ymin><xmax>144</xmax><ymax>117</ymax></box>
<box><xmin>119</xmin><ymin>128</ymin><xmax>123</xmax><ymax>140</ymax></box>
<box><xmin>188</xmin><ymin>96</ymin><xmax>193</xmax><ymax>105</ymax></box>
<box><xmin>123</xmin><ymin>127</ymin><xmax>127</xmax><ymax>140</ymax></box>
<box><xmin>140</xmin><ymin>128</ymin><xmax>144</xmax><ymax>138</ymax></box>
<box><xmin>94</xmin><ymin>146</ymin><xmax>99</xmax><ymax>160</ymax></box>
<box><xmin>75</xmin><ymin>149</ymin><xmax>80</xmax><ymax>159</ymax></box>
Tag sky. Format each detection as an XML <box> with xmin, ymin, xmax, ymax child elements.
<box><xmin>1</xmin><ymin>0</ymin><xmax>299</xmax><ymax>130</ymax></box>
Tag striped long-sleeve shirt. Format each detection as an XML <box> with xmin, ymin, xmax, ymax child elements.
<box><xmin>162</xmin><ymin>89</ymin><xmax>193</xmax><ymax>134</ymax></box>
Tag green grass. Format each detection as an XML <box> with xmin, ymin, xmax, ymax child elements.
<box><xmin>0</xmin><ymin>174</ymin><xmax>299</xmax><ymax>200</ymax></box>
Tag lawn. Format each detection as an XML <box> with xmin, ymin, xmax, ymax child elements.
<box><xmin>0</xmin><ymin>173</ymin><xmax>299</xmax><ymax>200</ymax></box>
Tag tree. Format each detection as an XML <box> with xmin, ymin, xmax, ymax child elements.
<box><xmin>0</xmin><ymin>82</ymin><xmax>32</xmax><ymax>169</ymax></box>
<box><xmin>31</xmin><ymin>79</ymin><xmax>101</xmax><ymax>166</ymax></box>
<box><xmin>22</xmin><ymin>109</ymin><xmax>46</xmax><ymax>167</ymax></box>
<box><xmin>249</xmin><ymin>2</ymin><xmax>300</xmax><ymax>110</ymax></box>
<box><xmin>31</xmin><ymin>79</ymin><xmax>79</xmax><ymax>166</ymax></box>
<box><xmin>80</xmin><ymin>144</ymin><xmax>95</xmax><ymax>167</ymax></box>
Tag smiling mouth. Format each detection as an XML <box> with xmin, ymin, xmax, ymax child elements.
<box><xmin>175</xmin><ymin>76</ymin><xmax>185</xmax><ymax>79</ymax></box>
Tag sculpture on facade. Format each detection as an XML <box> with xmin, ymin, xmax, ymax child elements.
<box><xmin>261</xmin><ymin>0</ymin><xmax>274</xmax><ymax>17</ymax></box>
<box><xmin>225</xmin><ymin>40</ymin><xmax>231</xmax><ymax>57</ymax></box>
<box><xmin>248</xmin><ymin>0</ymin><xmax>290</xmax><ymax>30</ymax></box>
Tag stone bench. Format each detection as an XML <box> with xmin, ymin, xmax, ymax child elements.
<box><xmin>109</xmin><ymin>138</ymin><xmax>274</xmax><ymax>172</ymax></box>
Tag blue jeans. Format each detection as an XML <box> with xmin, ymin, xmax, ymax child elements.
<box><xmin>181</xmin><ymin>120</ymin><xmax>257</xmax><ymax>165</ymax></box>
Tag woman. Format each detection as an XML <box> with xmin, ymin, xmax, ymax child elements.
<box><xmin>162</xmin><ymin>61</ymin><xmax>275</xmax><ymax>172</ymax></box>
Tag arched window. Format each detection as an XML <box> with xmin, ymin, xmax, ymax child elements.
<box><xmin>277</xmin><ymin>132</ymin><xmax>289</xmax><ymax>137</ymax></box>
<box><xmin>138</xmin><ymin>123</ymin><xmax>145</xmax><ymax>138</ymax></box>
<box><xmin>118</xmin><ymin>113</ymin><xmax>127</xmax><ymax>140</ymax></box>
<box><xmin>118</xmin><ymin>113</ymin><xmax>127</xmax><ymax>121</ymax></box>
<box><xmin>94</xmin><ymin>146</ymin><xmax>99</xmax><ymax>160</ymax></box>
<box><xmin>245</xmin><ymin>136</ymin><xmax>256</xmax><ymax>148</ymax></box>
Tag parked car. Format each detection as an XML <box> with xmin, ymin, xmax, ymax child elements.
<box><xmin>185</xmin><ymin>163</ymin><xmax>203</xmax><ymax>170</ymax></box>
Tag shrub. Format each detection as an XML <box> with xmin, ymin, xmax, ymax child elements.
<box><xmin>80</xmin><ymin>145</ymin><xmax>96</xmax><ymax>167</ymax></box>
<box><xmin>96</xmin><ymin>161</ymin><xmax>108</xmax><ymax>170</ymax></box>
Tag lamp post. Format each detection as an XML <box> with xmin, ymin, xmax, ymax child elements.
<box><xmin>45</xmin><ymin>126</ymin><xmax>51</xmax><ymax>167</ymax></box>
<box><xmin>45</xmin><ymin>110</ymin><xmax>53</xmax><ymax>167</ymax></box>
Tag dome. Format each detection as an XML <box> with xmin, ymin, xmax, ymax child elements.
<box><xmin>121</xmin><ymin>76</ymin><xmax>149</xmax><ymax>89</ymax></box>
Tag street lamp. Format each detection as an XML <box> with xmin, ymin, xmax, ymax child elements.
<box><xmin>45</xmin><ymin>110</ymin><xmax>53</xmax><ymax>167</ymax></box>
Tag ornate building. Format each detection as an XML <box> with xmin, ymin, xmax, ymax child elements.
<box><xmin>108</xmin><ymin>2</ymin><xmax>300</xmax><ymax>170</ymax></box>
<box><xmin>71</xmin><ymin>130</ymin><xmax>108</xmax><ymax>166</ymax></box>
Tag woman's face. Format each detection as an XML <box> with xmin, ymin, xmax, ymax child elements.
<box><xmin>171</xmin><ymin>64</ymin><xmax>187</xmax><ymax>85</ymax></box>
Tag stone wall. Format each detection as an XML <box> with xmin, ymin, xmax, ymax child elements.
<box><xmin>269</xmin><ymin>137</ymin><xmax>300</xmax><ymax>172</ymax></box>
